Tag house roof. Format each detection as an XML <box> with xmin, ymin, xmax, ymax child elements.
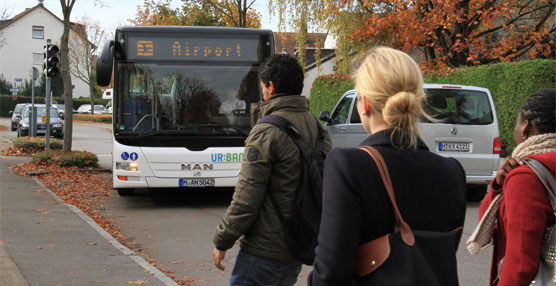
<box><xmin>0</xmin><ymin>3</ymin><xmax>83</xmax><ymax>33</ymax></box>
<box><xmin>305</xmin><ymin>48</ymin><xmax>336</xmax><ymax>71</ymax></box>
<box><xmin>0</xmin><ymin>3</ymin><xmax>91</xmax><ymax>46</ymax></box>
<box><xmin>273</xmin><ymin>32</ymin><xmax>336</xmax><ymax>69</ymax></box>
<box><xmin>0</xmin><ymin>4</ymin><xmax>60</xmax><ymax>30</ymax></box>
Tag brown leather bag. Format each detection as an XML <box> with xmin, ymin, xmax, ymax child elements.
<box><xmin>356</xmin><ymin>146</ymin><xmax>462</xmax><ymax>285</ymax></box>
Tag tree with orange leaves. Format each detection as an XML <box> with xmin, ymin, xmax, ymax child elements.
<box><xmin>272</xmin><ymin>0</ymin><xmax>555</xmax><ymax>72</ymax></box>
<box><xmin>344</xmin><ymin>0</ymin><xmax>555</xmax><ymax>69</ymax></box>
<box><xmin>131</xmin><ymin>0</ymin><xmax>260</xmax><ymax>28</ymax></box>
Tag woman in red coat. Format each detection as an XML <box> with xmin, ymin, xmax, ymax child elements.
<box><xmin>479</xmin><ymin>88</ymin><xmax>556</xmax><ymax>285</ymax></box>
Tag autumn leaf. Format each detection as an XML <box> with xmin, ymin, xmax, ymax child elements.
<box><xmin>127</xmin><ymin>281</ymin><xmax>149</xmax><ymax>285</ymax></box>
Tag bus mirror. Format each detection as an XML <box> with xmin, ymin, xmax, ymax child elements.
<box><xmin>96</xmin><ymin>40</ymin><xmax>114</xmax><ymax>86</ymax></box>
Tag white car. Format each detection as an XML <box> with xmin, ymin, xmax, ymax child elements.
<box><xmin>320</xmin><ymin>84</ymin><xmax>501</xmax><ymax>202</ymax></box>
<box><xmin>77</xmin><ymin>104</ymin><xmax>108</xmax><ymax>114</ymax></box>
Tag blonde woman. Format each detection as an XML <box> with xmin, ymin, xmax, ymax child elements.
<box><xmin>308</xmin><ymin>47</ymin><xmax>466</xmax><ymax>285</ymax></box>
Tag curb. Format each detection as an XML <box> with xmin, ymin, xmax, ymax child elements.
<box><xmin>31</xmin><ymin>176</ymin><xmax>179</xmax><ymax>286</ymax></box>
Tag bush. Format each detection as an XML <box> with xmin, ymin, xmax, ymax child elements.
<box><xmin>32</xmin><ymin>150</ymin><xmax>99</xmax><ymax>168</ymax></box>
<box><xmin>309</xmin><ymin>74</ymin><xmax>354</xmax><ymax>120</ymax></box>
<box><xmin>12</xmin><ymin>137</ymin><xmax>63</xmax><ymax>154</ymax></box>
<box><xmin>73</xmin><ymin>114</ymin><xmax>112</xmax><ymax>123</ymax></box>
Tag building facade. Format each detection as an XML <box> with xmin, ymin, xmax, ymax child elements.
<box><xmin>0</xmin><ymin>3</ymin><xmax>88</xmax><ymax>98</ymax></box>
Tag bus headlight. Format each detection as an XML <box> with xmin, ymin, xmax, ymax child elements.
<box><xmin>116</xmin><ymin>162</ymin><xmax>139</xmax><ymax>171</ymax></box>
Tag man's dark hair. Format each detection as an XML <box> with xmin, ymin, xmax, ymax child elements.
<box><xmin>520</xmin><ymin>88</ymin><xmax>556</xmax><ymax>134</ymax></box>
<box><xmin>259</xmin><ymin>54</ymin><xmax>304</xmax><ymax>95</ymax></box>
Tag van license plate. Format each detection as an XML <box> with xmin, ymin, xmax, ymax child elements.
<box><xmin>438</xmin><ymin>142</ymin><xmax>470</xmax><ymax>152</ymax></box>
<box><xmin>179</xmin><ymin>178</ymin><xmax>215</xmax><ymax>187</ymax></box>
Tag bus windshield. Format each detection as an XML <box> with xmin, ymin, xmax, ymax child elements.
<box><xmin>115</xmin><ymin>62</ymin><xmax>260</xmax><ymax>138</ymax></box>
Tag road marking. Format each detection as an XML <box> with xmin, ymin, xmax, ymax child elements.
<box><xmin>32</xmin><ymin>178</ymin><xmax>178</xmax><ymax>286</ymax></box>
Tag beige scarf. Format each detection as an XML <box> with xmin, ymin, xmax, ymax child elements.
<box><xmin>467</xmin><ymin>132</ymin><xmax>556</xmax><ymax>255</ymax></box>
<box><xmin>511</xmin><ymin>133</ymin><xmax>556</xmax><ymax>159</ymax></box>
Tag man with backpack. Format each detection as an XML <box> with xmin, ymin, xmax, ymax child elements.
<box><xmin>212</xmin><ymin>54</ymin><xmax>332</xmax><ymax>285</ymax></box>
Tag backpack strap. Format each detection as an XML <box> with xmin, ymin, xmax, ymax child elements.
<box><xmin>256</xmin><ymin>114</ymin><xmax>323</xmax><ymax>238</ymax></box>
<box><xmin>257</xmin><ymin>114</ymin><xmax>325</xmax><ymax>152</ymax></box>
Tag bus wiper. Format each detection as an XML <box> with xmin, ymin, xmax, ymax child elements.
<box><xmin>205</xmin><ymin>124</ymin><xmax>249</xmax><ymax>136</ymax></box>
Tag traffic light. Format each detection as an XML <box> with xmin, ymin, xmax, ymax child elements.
<box><xmin>43</xmin><ymin>44</ymin><xmax>60</xmax><ymax>77</ymax></box>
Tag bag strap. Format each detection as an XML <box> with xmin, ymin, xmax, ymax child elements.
<box><xmin>359</xmin><ymin>146</ymin><xmax>415</xmax><ymax>246</ymax></box>
<box><xmin>522</xmin><ymin>158</ymin><xmax>556</xmax><ymax>211</ymax></box>
<box><xmin>257</xmin><ymin>114</ymin><xmax>325</xmax><ymax>152</ymax></box>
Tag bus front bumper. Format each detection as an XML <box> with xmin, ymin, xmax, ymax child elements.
<box><xmin>113</xmin><ymin>175</ymin><xmax>238</xmax><ymax>189</ymax></box>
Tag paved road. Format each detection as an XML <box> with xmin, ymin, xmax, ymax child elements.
<box><xmin>0</xmin><ymin>117</ymin><xmax>492</xmax><ymax>285</ymax></box>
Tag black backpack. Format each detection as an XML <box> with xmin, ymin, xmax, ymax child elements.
<box><xmin>257</xmin><ymin>114</ymin><xmax>326</xmax><ymax>265</ymax></box>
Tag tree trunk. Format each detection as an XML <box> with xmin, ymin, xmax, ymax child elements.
<box><xmin>60</xmin><ymin>0</ymin><xmax>76</xmax><ymax>152</ymax></box>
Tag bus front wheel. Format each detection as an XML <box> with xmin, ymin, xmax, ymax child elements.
<box><xmin>116</xmin><ymin>188</ymin><xmax>135</xmax><ymax>196</ymax></box>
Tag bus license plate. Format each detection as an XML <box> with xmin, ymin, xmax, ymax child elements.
<box><xmin>179</xmin><ymin>178</ymin><xmax>215</xmax><ymax>187</ymax></box>
<box><xmin>438</xmin><ymin>142</ymin><xmax>470</xmax><ymax>152</ymax></box>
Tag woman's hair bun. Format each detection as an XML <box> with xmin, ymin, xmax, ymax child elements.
<box><xmin>383</xmin><ymin>91</ymin><xmax>422</xmax><ymax>129</ymax></box>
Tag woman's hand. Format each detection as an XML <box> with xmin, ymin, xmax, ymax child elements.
<box><xmin>494</xmin><ymin>157</ymin><xmax>523</xmax><ymax>189</ymax></box>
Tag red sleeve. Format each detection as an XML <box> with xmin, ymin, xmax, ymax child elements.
<box><xmin>497</xmin><ymin>169</ymin><xmax>554</xmax><ymax>286</ymax></box>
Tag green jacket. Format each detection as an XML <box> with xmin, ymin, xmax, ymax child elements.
<box><xmin>213</xmin><ymin>94</ymin><xmax>332</xmax><ymax>262</ymax></box>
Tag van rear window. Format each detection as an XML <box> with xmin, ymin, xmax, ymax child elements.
<box><xmin>422</xmin><ymin>89</ymin><xmax>493</xmax><ymax>125</ymax></box>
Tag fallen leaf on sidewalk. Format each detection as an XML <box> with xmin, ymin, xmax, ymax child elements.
<box><xmin>127</xmin><ymin>280</ymin><xmax>149</xmax><ymax>284</ymax></box>
<box><xmin>170</xmin><ymin>260</ymin><xmax>184</xmax><ymax>264</ymax></box>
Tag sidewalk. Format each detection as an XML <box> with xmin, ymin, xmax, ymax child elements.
<box><xmin>0</xmin><ymin>155</ymin><xmax>176</xmax><ymax>286</ymax></box>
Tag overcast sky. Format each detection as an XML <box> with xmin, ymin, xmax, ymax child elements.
<box><xmin>2</xmin><ymin>0</ymin><xmax>279</xmax><ymax>33</ymax></box>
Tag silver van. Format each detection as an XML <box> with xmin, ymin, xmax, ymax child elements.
<box><xmin>319</xmin><ymin>84</ymin><xmax>501</xmax><ymax>201</ymax></box>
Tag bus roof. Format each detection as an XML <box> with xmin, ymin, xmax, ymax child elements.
<box><xmin>116</xmin><ymin>26</ymin><xmax>273</xmax><ymax>36</ymax></box>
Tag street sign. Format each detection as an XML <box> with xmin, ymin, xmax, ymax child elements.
<box><xmin>10</xmin><ymin>88</ymin><xmax>19</xmax><ymax>92</ymax></box>
<box><xmin>15</xmin><ymin>78</ymin><xmax>23</xmax><ymax>82</ymax></box>
<box><xmin>32</xmin><ymin>67</ymin><xmax>40</xmax><ymax>80</ymax></box>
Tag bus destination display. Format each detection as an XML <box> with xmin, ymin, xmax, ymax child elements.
<box><xmin>127</xmin><ymin>36</ymin><xmax>261</xmax><ymax>62</ymax></box>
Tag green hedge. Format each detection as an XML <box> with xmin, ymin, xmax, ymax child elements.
<box><xmin>0</xmin><ymin>95</ymin><xmax>109</xmax><ymax>117</ymax></box>
<box><xmin>32</xmin><ymin>150</ymin><xmax>99</xmax><ymax>168</ymax></box>
<box><xmin>309</xmin><ymin>59</ymin><xmax>555</xmax><ymax>155</ymax></box>
<box><xmin>309</xmin><ymin>74</ymin><xmax>354</xmax><ymax>119</ymax></box>
<box><xmin>13</xmin><ymin>137</ymin><xmax>63</xmax><ymax>154</ymax></box>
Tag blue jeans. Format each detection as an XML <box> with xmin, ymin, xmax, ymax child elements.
<box><xmin>230</xmin><ymin>249</ymin><xmax>302</xmax><ymax>286</ymax></box>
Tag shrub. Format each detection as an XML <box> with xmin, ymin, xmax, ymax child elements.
<box><xmin>309</xmin><ymin>74</ymin><xmax>354</xmax><ymax>120</ymax></box>
<box><xmin>32</xmin><ymin>150</ymin><xmax>99</xmax><ymax>168</ymax></box>
<box><xmin>73</xmin><ymin>114</ymin><xmax>112</xmax><ymax>123</ymax></box>
<box><xmin>12</xmin><ymin>137</ymin><xmax>63</xmax><ymax>154</ymax></box>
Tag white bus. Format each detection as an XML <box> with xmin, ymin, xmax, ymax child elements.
<box><xmin>96</xmin><ymin>26</ymin><xmax>274</xmax><ymax>196</ymax></box>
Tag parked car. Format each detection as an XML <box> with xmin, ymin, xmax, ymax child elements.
<box><xmin>319</xmin><ymin>84</ymin><xmax>500</xmax><ymax>202</ymax></box>
<box><xmin>9</xmin><ymin>103</ymin><xmax>27</xmax><ymax>131</ymax></box>
<box><xmin>77</xmin><ymin>104</ymin><xmax>109</xmax><ymax>114</ymax></box>
<box><xmin>17</xmin><ymin>104</ymin><xmax>64</xmax><ymax>139</ymax></box>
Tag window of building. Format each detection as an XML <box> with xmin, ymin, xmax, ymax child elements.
<box><xmin>32</xmin><ymin>26</ymin><xmax>44</xmax><ymax>39</ymax></box>
<box><xmin>33</xmin><ymin>53</ymin><xmax>44</xmax><ymax>65</ymax></box>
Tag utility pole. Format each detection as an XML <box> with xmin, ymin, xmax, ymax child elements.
<box><xmin>31</xmin><ymin>67</ymin><xmax>39</xmax><ymax>137</ymax></box>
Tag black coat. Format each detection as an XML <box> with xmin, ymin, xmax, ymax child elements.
<box><xmin>308</xmin><ymin>129</ymin><xmax>466</xmax><ymax>286</ymax></box>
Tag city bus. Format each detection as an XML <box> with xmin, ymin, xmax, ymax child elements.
<box><xmin>96</xmin><ymin>26</ymin><xmax>274</xmax><ymax>196</ymax></box>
